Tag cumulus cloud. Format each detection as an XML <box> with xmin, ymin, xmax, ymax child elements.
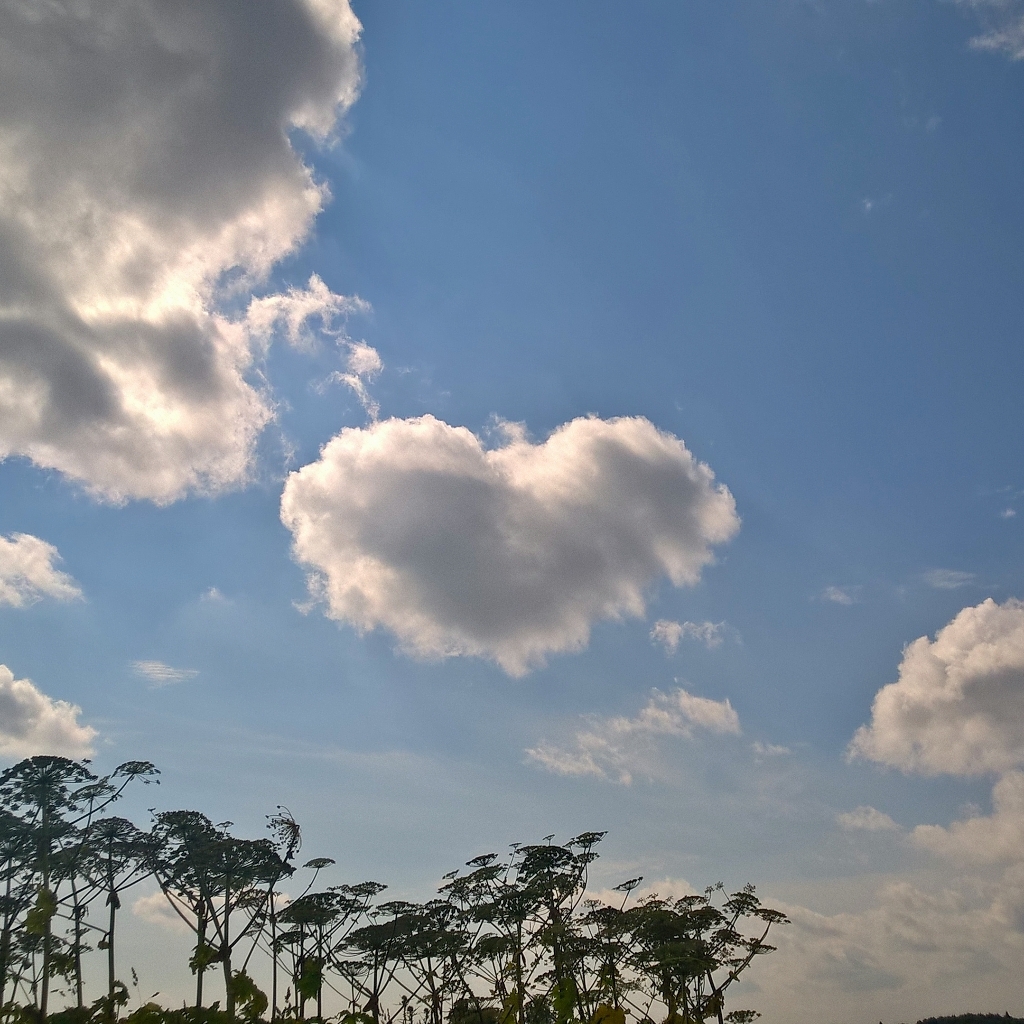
<box><xmin>837</xmin><ymin>806</ymin><xmax>900</xmax><ymax>832</ymax></box>
<box><xmin>912</xmin><ymin>771</ymin><xmax>1024</xmax><ymax>865</ymax></box>
<box><xmin>0</xmin><ymin>665</ymin><xmax>96</xmax><ymax>760</ymax></box>
<box><xmin>649</xmin><ymin>619</ymin><xmax>729</xmax><ymax>654</ymax></box>
<box><xmin>0</xmin><ymin>532</ymin><xmax>81</xmax><ymax>606</ymax></box>
<box><xmin>132</xmin><ymin>890</ymin><xmax>193</xmax><ymax>935</ymax></box>
<box><xmin>849</xmin><ymin>598</ymin><xmax>1024</xmax><ymax>776</ymax></box>
<box><xmin>0</xmin><ymin>1</ymin><xmax>362</xmax><ymax>502</ymax></box>
<box><xmin>821</xmin><ymin>586</ymin><xmax>856</xmax><ymax>605</ymax></box>
<box><xmin>525</xmin><ymin>687</ymin><xmax>741</xmax><ymax>785</ymax></box>
<box><xmin>132</xmin><ymin>660</ymin><xmax>198</xmax><ymax>688</ymax></box>
<box><xmin>281</xmin><ymin>414</ymin><xmax>739</xmax><ymax>675</ymax></box>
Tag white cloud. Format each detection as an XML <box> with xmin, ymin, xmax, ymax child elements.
<box><xmin>1001</xmin><ymin>508</ymin><xmax>1017</xmax><ymax>519</ymax></box>
<box><xmin>752</xmin><ymin>740</ymin><xmax>791</xmax><ymax>758</ymax></box>
<box><xmin>525</xmin><ymin>687</ymin><xmax>741</xmax><ymax>785</ymax></box>
<box><xmin>837</xmin><ymin>806</ymin><xmax>900</xmax><ymax>832</ymax></box>
<box><xmin>0</xmin><ymin>532</ymin><xmax>81</xmax><ymax>606</ymax></box>
<box><xmin>245</xmin><ymin>274</ymin><xmax>369</xmax><ymax>353</ymax></box>
<box><xmin>0</xmin><ymin>1</ymin><xmax>362</xmax><ymax>503</ymax></box>
<box><xmin>281</xmin><ymin>414</ymin><xmax>739</xmax><ymax>675</ymax></box>
<box><xmin>650</xmin><ymin>618</ymin><xmax>728</xmax><ymax>654</ymax></box>
<box><xmin>849</xmin><ymin>597</ymin><xmax>1024</xmax><ymax>776</ymax></box>
<box><xmin>132</xmin><ymin>890</ymin><xmax>193</xmax><ymax>934</ymax></box>
<box><xmin>821</xmin><ymin>586</ymin><xmax>856</xmax><ymax>605</ymax></box>
<box><xmin>923</xmin><ymin>568</ymin><xmax>976</xmax><ymax>590</ymax></box>
<box><xmin>0</xmin><ymin>665</ymin><xmax>96</xmax><ymax>760</ymax></box>
<box><xmin>957</xmin><ymin>0</ymin><xmax>1024</xmax><ymax>59</ymax></box>
<box><xmin>913</xmin><ymin>771</ymin><xmax>1024</xmax><ymax>865</ymax></box>
<box><xmin>323</xmin><ymin>340</ymin><xmax>384</xmax><ymax>419</ymax></box>
<box><xmin>132</xmin><ymin>660</ymin><xmax>199</xmax><ymax>688</ymax></box>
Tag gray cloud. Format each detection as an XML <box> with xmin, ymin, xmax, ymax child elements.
<box><xmin>281</xmin><ymin>414</ymin><xmax>740</xmax><ymax>675</ymax></box>
<box><xmin>0</xmin><ymin>0</ymin><xmax>361</xmax><ymax>502</ymax></box>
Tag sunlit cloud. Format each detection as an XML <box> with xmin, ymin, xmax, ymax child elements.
<box><xmin>282</xmin><ymin>414</ymin><xmax>739</xmax><ymax>675</ymax></box>
<box><xmin>526</xmin><ymin>687</ymin><xmax>741</xmax><ymax>785</ymax></box>
<box><xmin>0</xmin><ymin>665</ymin><xmax>96</xmax><ymax>760</ymax></box>
<box><xmin>0</xmin><ymin>533</ymin><xmax>82</xmax><ymax>607</ymax></box>
<box><xmin>0</xmin><ymin>1</ymin><xmax>362</xmax><ymax>502</ymax></box>
<box><xmin>850</xmin><ymin>597</ymin><xmax>1024</xmax><ymax>776</ymax></box>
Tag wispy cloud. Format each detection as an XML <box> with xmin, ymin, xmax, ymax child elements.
<box><xmin>922</xmin><ymin>568</ymin><xmax>976</xmax><ymax>590</ymax></box>
<box><xmin>650</xmin><ymin>619</ymin><xmax>732</xmax><ymax>654</ymax></box>
<box><xmin>526</xmin><ymin>687</ymin><xmax>741</xmax><ymax>785</ymax></box>
<box><xmin>837</xmin><ymin>806</ymin><xmax>900</xmax><ymax>832</ymax></box>
<box><xmin>323</xmin><ymin>340</ymin><xmax>384</xmax><ymax>420</ymax></box>
<box><xmin>821</xmin><ymin>586</ymin><xmax>856</xmax><ymax>606</ymax></box>
<box><xmin>132</xmin><ymin>661</ymin><xmax>199</xmax><ymax>688</ymax></box>
<box><xmin>956</xmin><ymin>0</ymin><xmax>1024</xmax><ymax>59</ymax></box>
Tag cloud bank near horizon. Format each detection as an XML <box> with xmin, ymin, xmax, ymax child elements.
<box><xmin>281</xmin><ymin>414</ymin><xmax>740</xmax><ymax>675</ymax></box>
<box><xmin>0</xmin><ymin>0</ymin><xmax>362</xmax><ymax>503</ymax></box>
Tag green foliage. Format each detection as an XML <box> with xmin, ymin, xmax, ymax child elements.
<box><xmin>917</xmin><ymin>1017</ymin><xmax>1024</xmax><ymax>1024</ymax></box>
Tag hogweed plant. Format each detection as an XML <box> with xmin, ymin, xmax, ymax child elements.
<box><xmin>0</xmin><ymin>758</ymin><xmax>785</xmax><ymax>1024</ymax></box>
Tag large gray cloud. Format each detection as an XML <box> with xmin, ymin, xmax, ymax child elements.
<box><xmin>281</xmin><ymin>415</ymin><xmax>740</xmax><ymax>675</ymax></box>
<box><xmin>850</xmin><ymin>598</ymin><xmax>1024</xmax><ymax>777</ymax></box>
<box><xmin>0</xmin><ymin>0</ymin><xmax>361</xmax><ymax>502</ymax></box>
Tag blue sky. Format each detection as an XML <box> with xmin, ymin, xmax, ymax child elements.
<box><xmin>2</xmin><ymin>2</ymin><xmax>1024</xmax><ymax>1021</ymax></box>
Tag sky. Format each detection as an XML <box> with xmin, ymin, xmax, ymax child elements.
<box><xmin>2</xmin><ymin>1</ymin><xmax>1024</xmax><ymax>1021</ymax></box>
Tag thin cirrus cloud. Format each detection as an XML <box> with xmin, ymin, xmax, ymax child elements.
<box><xmin>922</xmin><ymin>568</ymin><xmax>976</xmax><ymax>590</ymax></box>
<box><xmin>281</xmin><ymin>414</ymin><xmax>740</xmax><ymax>675</ymax></box>
<box><xmin>0</xmin><ymin>532</ymin><xmax>82</xmax><ymax>607</ymax></box>
<box><xmin>0</xmin><ymin>0</ymin><xmax>362</xmax><ymax>503</ymax></box>
<box><xmin>0</xmin><ymin>664</ymin><xmax>96</xmax><ymax>760</ymax></box>
<box><xmin>525</xmin><ymin>687</ymin><xmax>741</xmax><ymax>785</ymax></box>
<box><xmin>132</xmin><ymin>661</ymin><xmax>199</xmax><ymax>688</ymax></box>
